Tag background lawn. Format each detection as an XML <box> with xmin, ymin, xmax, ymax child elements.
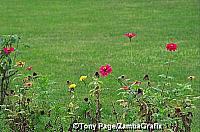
<box><xmin>0</xmin><ymin>0</ymin><xmax>199</xmax><ymax>131</ymax></box>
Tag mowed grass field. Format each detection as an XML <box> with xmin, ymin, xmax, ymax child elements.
<box><xmin>0</xmin><ymin>0</ymin><xmax>199</xmax><ymax>131</ymax></box>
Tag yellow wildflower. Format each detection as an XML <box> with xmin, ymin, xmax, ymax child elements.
<box><xmin>188</xmin><ymin>76</ymin><xmax>195</xmax><ymax>80</ymax></box>
<box><xmin>80</xmin><ymin>76</ymin><xmax>87</xmax><ymax>81</ymax></box>
<box><xmin>69</xmin><ymin>84</ymin><xmax>76</xmax><ymax>89</ymax></box>
<box><xmin>16</xmin><ymin>61</ymin><xmax>25</xmax><ymax>67</ymax></box>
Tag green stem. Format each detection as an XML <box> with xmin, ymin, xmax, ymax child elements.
<box><xmin>0</xmin><ymin>70</ymin><xmax>6</xmax><ymax>105</ymax></box>
<box><xmin>130</xmin><ymin>43</ymin><xmax>133</xmax><ymax>64</ymax></box>
<box><xmin>161</xmin><ymin>53</ymin><xmax>172</xmax><ymax>96</ymax></box>
<box><xmin>95</xmin><ymin>86</ymin><xmax>100</xmax><ymax>132</ymax></box>
<box><xmin>111</xmin><ymin>102</ymin><xmax>119</xmax><ymax>123</ymax></box>
<box><xmin>83</xmin><ymin>80</ymin><xmax>86</xmax><ymax>86</ymax></box>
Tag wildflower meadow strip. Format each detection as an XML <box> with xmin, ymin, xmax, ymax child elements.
<box><xmin>0</xmin><ymin>34</ymin><xmax>198</xmax><ymax>132</ymax></box>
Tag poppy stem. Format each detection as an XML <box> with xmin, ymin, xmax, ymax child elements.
<box><xmin>130</xmin><ymin>43</ymin><xmax>133</xmax><ymax>63</ymax></box>
<box><xmin>129</xmin><ymin>38</ymin><xmax>132</xmax><ymax>42</ymax></box>
<box><xmin>161</xmin><ymin>53</ymin><xmax>172</xmax><ymax>96</ymax></box>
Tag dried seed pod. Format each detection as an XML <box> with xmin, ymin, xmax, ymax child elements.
<box><xmin>143</xmin><ymin>74</ymin><xmax>149</xmax><ymax>80</ymax></box>
<box><xmin>139</xmin><ymin>101</ymin><xmax>148</xmax><ymax>117</ymax></box>
<box><xmin>84</xmin><ymin>97</ymin><xmax>89</xmax><ymax>102</ymax></box>
<box><xmin>94</xmin><ymin>71</ymin><xmax>100</xmax><ymax>78</ymax></box>
<box><xmin>40</xmin><ymin>110</ymin><xmax>45</xmax><ymax>115</ymax></box>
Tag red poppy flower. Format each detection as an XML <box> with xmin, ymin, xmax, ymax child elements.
<box><xmin>124</xmin><ymin>32</ymin><xmax>136</xmax><ymax>42</ymax></box>
<box><xmin>26</xmin><ymin>66</ymin><xmax>33</xmax><ymax>71</ymax></box>
<box><xmin>122</xmin><ymin>86</ymin><xmax>129</xmax><ymax>90</ymax></box>
<box><xmin>99</xmin><ymin>64</ymin><xmax>112</xmax><ymax>77</ymax></box>
<box><xmin>166</xmin><ymin>43</ymin><xmax>177</xmax><ymax>51</ymax></box>
<box><xmin>3</xmin><ymin>47</ymin><xmax>14</xmax><ymax>54</ymax></box>
<box><xmin>124</xmin><ymin>32</ymin><xmax>136</xmax><ymax>38</ymax></box>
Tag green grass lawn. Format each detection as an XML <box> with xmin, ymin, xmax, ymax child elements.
<box><xmin>0</xmin><ymin>0</ymin><xmax>199</xmax><ymax>131</ymax></box>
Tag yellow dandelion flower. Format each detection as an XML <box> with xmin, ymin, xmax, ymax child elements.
<box><xmin>69</xmin><ymin>84</ymin><xmax>76</xmax><ymax>89</ymax></box>
<box><xmin>16</xmin><ymin>61</ymin><xmax>25</xmax><ymax>67</ymax></box>
<box><xmin>80</xmin><ymin>76</ymin><xmax>87</xmax><ymax>81</ymax></box>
